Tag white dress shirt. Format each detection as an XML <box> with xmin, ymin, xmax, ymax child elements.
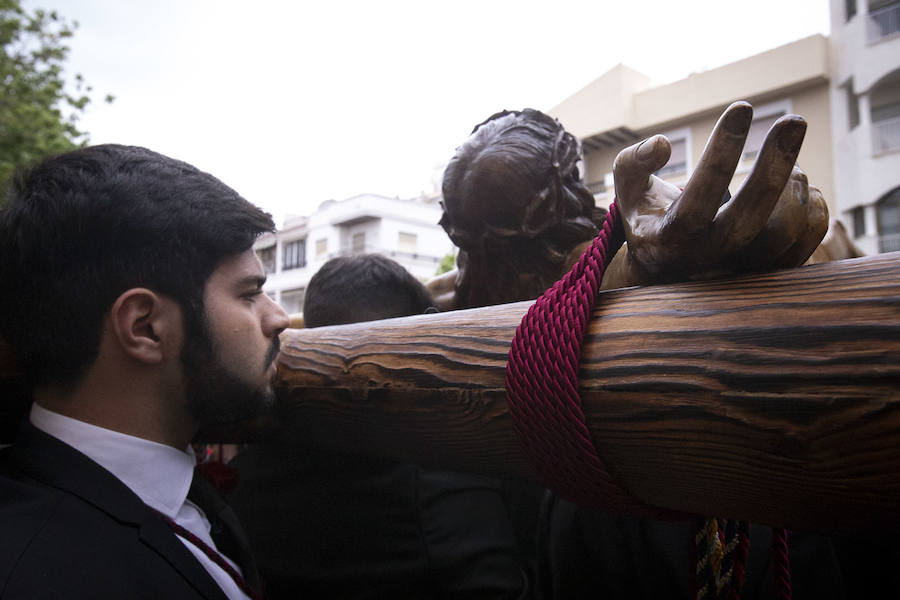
<box><xmin>30</xmin><ymin>403</ymin><xmax>251</xmax><ymax>600</ymax></box>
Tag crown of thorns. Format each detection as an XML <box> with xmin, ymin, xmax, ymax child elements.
<box><xmin>439</xmin><ymin>108</ymin><xmax>592</xmax><ymax>254</ymax></box>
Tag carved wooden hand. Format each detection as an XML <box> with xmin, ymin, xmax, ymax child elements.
<box><xmin>601</xmin><ymin>101</ymin><xmax>829</xmax><ymax>289</ymax></box>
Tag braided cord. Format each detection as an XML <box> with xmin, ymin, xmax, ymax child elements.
<box><xmin>773</xmin><ymin>527</ymin><xmax>792</xmax><ymax>599</ymax></box>
<box><xmin>505</xmin><ymin>201</ymin><xmax>674</xmax><ymax>517</ymax></box>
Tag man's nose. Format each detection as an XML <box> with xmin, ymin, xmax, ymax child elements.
<box><xmin>263</xmin><ymin>294</ymin><xmax>290</xmax><ymax>336</ymax></box>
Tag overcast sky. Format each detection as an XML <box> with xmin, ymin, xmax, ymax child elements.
<box><xmin>30</xmin><ymin>0</ymin><xmax>831</xmax><ymax>226</ymax></box>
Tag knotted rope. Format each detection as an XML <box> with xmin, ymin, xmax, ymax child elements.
<box><xmin>504</xmin><ymin>200</ymin><xmax>669</xmax><ymax>516</ymax></box>
<box><xmin>504</xmin><ymin>200</ymin><xmax>790</xmax><ymax>599</ymax></box>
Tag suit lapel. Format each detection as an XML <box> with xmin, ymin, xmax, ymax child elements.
<box><xmin>139</xmin><ymin>512</ymin><xmax>231</xmax><ymax>600</ymax></box>
<box><xmin>12</xmin><ymin>423</ymin><xmax>229</xmax><ymax>600</ymax></box>
<box><xmin>190</xmin><ymin>473</ymin><xmax>262</xmax><ymax>592</ymax></box>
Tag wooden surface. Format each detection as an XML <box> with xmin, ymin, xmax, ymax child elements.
<box><xmin>271</xmin><ymin>253</ymin><xmax>900</xmax><ymax>533</ymax></box>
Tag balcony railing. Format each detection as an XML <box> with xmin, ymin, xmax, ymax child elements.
<box><xmin>879</xmin><ymin>233</ymin><xmax>900</xmax><ymax>253</ymax></box>
<box><xmin>334</xmin><ymin>244</ymin><xmax>441</xmax><ymax>265</ymax></box>
<box><xmin>873</xmin><ymin>116</ymin><xmax>900</xmax><ymax>154</ymax></box>
<box><xmin>387</xmin><ymin>249</ymin><xmax>440</xmax><ymax>264</ymax></box>
<box><xmin>654</xmin><ymin>160</ymin><xmax>687</xmax><ymax>178</ymax></box>
<box><xmin>585</xmin><ymin>180</ymin><xmax>607</xmax><ymax>195</ymax></box>
<box><xmin>868</xmin><ymin>2</ymin><xmax>900</xmax><ymax>42</ymax></box>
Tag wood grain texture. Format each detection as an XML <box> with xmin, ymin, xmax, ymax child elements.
<box><xmin>271</xmin><ymin>253</ymin><xmax>900</xmax><ymax>533</ymax></box>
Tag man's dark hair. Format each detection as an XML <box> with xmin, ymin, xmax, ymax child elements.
<box><xmin>303</xmin><ymin>254</ymin><xmax>435</xmax><ymax>328</ymax></box>
<box><xmin>0</xmin><ymin>144</ymin><xmax>275</xmax><ymax>389</ymax></box>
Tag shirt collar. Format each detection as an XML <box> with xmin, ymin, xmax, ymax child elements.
<box><xmin>29</xmin><ymin>402</ymin><xmax>196</xmax><ymax>518</ymax></box>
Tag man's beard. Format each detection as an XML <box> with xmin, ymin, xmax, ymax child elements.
<box><xmin>180</xmin><ymin>312</ymin><xmax>280</xmax><ymax>427</ymax></box>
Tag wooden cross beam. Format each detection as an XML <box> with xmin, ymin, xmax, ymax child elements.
<box><xmin>2</xmin><ymin>254</ymin><xmax>898</xmax><ymax>532</ymax></box>
<box><xmin>264</xmin><ymin>253</ymin><xmax>900</xmax><ymax>534</ymax></box>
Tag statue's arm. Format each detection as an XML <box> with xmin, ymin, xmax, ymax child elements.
<box><xmin>425</xmin><ymin>268</ymin><xmax>459</xmax><ymax>312</ymax></box>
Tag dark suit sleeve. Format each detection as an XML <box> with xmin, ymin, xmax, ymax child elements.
<box><xmin>416</xmin><ymin>468</ymin><xmax>530</xmax><ymax>600</ymax></box>
<box><xmin>1</xmin><ymin>432</ymin><xmax>226</xmax><ymax>600</ymax></box>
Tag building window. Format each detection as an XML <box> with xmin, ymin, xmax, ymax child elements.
<box><xmin>871</xmin><ymin>84</ymin><xmax>900</xmax><ymax>154</ymax></box>
<box><xmin>280</xmin><ymin>288</ymin><xmax>305</xmax><ymax>314</ymax></box>
<box><xmin>654</xmin><ymin>137</ymin><xmax>687</xmax><ymax>178</ymax></box>
<box><xmin>852</xmin><ymin>206</ymin><xmax>866</xmax><ymax>238</ymax></box>
<box><xmin>282</xmin><ymin>239</ymin><xmax>306</xmax><ymax>271</ymax></box>
<box><xmin>257</xmin><ymin>245</ymin><xmax>276</xmax><ymax>274</ymax></box>
<box><xmin>846</xmin><ymin>82</ymin><xmax>860</xmax><ymax>130</ymax></box>
<box><xmin>877</xmin><ymin>188</ymin><xmax>900</xmax><ymax>235</ymax></box>
<box><xmin>741</xmin><ymin>101</ymin><xmax>792</xmax><ymax>163</ymax></box>
<box><xmin>352</xmin><ymin>232</ymin><xmax>366</xmax><ymax>254</ymax></box>
<box><xmin>868</xmin><ymin>0</ymin><xmax>900</xmax><ymax>41</ymax></box>
<box><xmin>742</xmin><ymin>113</ymin><xmax>784</xmax><ymax>161</ymax></box>
<box><xmin>315</xmin><ymin>238</ymin><xmax>328</xmax><ymax>258</ymax></box>
<box><xmin>872</xmin><ymin>114</ymin><xmax>900</xmax><ymax>154</ymax></box>
<box><xmin>845</xmin><ymin>0</ymin><xmax>856</xmax><ymax>21</ymax></box>
<box><xmin>871</xmin><ymin>100</ymin><xmax>900</xmax><ymax>123</ymax></box>
<box><xmin>877</xmin><ymin>187</ymin><xmax>900</xmax><ymax>252</ymax></box>
<box><xmin>398</xmin><ymin>232</ymin><xmax>417</xmax><ymax>254</ymax></box>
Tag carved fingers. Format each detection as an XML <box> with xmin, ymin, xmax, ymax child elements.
<box><xmin>774</xmin><ymin>185</ymin><xmax>829</xmax><ymax>269</ymax></box>
<box><xmin>675</xmin><ymin>101</ymin><xmax>753</xmax><ymax>231</ymax></box>
<box><xmin>605</xmin><ymin>102</ymin><xmax>826</xmax><ymax>290</ymax></box>
<box><xmin>712</xmin><ymin>114</ymin><xmax>807</xmax><ymax>255</ymax></box>
<box><xmin>612</xmin><ymin>136</ymin><xmax>681</xmax><ymax>276</ymax></box>
<box><xmin>735</xmin><ymin>170</ymin><xmax>829</xmax><ymax>271</ymax></box>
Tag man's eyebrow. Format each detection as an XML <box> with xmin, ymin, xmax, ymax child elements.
<box><xmin>236</xmin><ymin>275</ymin><xmax>267</xmax><ymax>289</ymax></box>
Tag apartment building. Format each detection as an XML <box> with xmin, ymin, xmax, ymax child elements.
<box><xmin>830</xmin><ymin>0</ymin><xmax>900</xmax><ymax>253</ymax></box>
<box><xmin>254</xmin><ymin>193</ymin><xmax>454</xmax><ymax>314</ymax></box>
<box><xmin>549</xmin><ymin>0</ymin><xmax>900</xmax><ymax>255</ymax></box>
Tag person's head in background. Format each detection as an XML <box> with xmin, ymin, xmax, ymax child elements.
<box><xmin>303</xmin><ymin>254</ymin><xmax>436</xmax><ymax>328</ymax></box>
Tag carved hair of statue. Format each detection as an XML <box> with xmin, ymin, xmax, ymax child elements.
<box><xmin>439</xmin><ymin>109</ymin><xmax>606</xmax><ymax>309</ymax></box>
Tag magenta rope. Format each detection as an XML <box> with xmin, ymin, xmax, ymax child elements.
<box><xmin>505</xmin><ymin>201</ymin><xmax>675</xmax><ymax>517</ymax></box>
<box><xmin>774</xmin><ymin>527</ymin><xmax>792</xmax><ymax>599</ymax></box>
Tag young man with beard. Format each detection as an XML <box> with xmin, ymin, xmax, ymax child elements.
<box><xmin>0</xmin><ymin>144</ymin><xmax>289</xmax><ymax>600</ymax></box>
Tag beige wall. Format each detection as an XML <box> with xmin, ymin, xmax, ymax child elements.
<box><xmin>582</xmin><ymin>145</ymin><xmax>619</xmax><ymax>192</ymax></box>
<box><xmin>629</xmin><ymin>36</ymin><xmax>829</xmax><ymax>132</ymax></box>
<box><xmin>569</xmin><ymin>70</ymin><xmax>833</xmax><ymax>215</ymax></box>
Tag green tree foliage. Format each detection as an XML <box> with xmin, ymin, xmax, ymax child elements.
<box><xmin>0</xmin><ymin>0</ymin><xmax>112</xmax><ymax>202</ymax></box>
<box><xmin>435</xmin><ymin>251</ymin><xmax>456</xmax><ymax>276</ymax></box>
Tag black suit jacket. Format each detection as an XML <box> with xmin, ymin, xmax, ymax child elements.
<box><xmin>0</xmin><ymin>423</ymin><xmax>230</xmax><ymax>600</ymax></box>
<box><xmin>228</xmin><ymin>441</ymin><xmax>530</xmax><ymax>599</ymax></box>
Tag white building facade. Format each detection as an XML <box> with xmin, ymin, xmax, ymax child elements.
<box><xmin>254</xmin><ymin>193</ymin><xmax>454</xmax><ymax>315</ymax></box>
<box><xmin>829</xmin><ymin>0</ymin><xmax>900</xmax><ymax>254</ymax></box>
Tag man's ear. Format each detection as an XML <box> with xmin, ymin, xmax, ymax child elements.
<box><xmin>109</xmin><ymin>289</ymin><xmax>182</xmax><ymax>365</ymax></box>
